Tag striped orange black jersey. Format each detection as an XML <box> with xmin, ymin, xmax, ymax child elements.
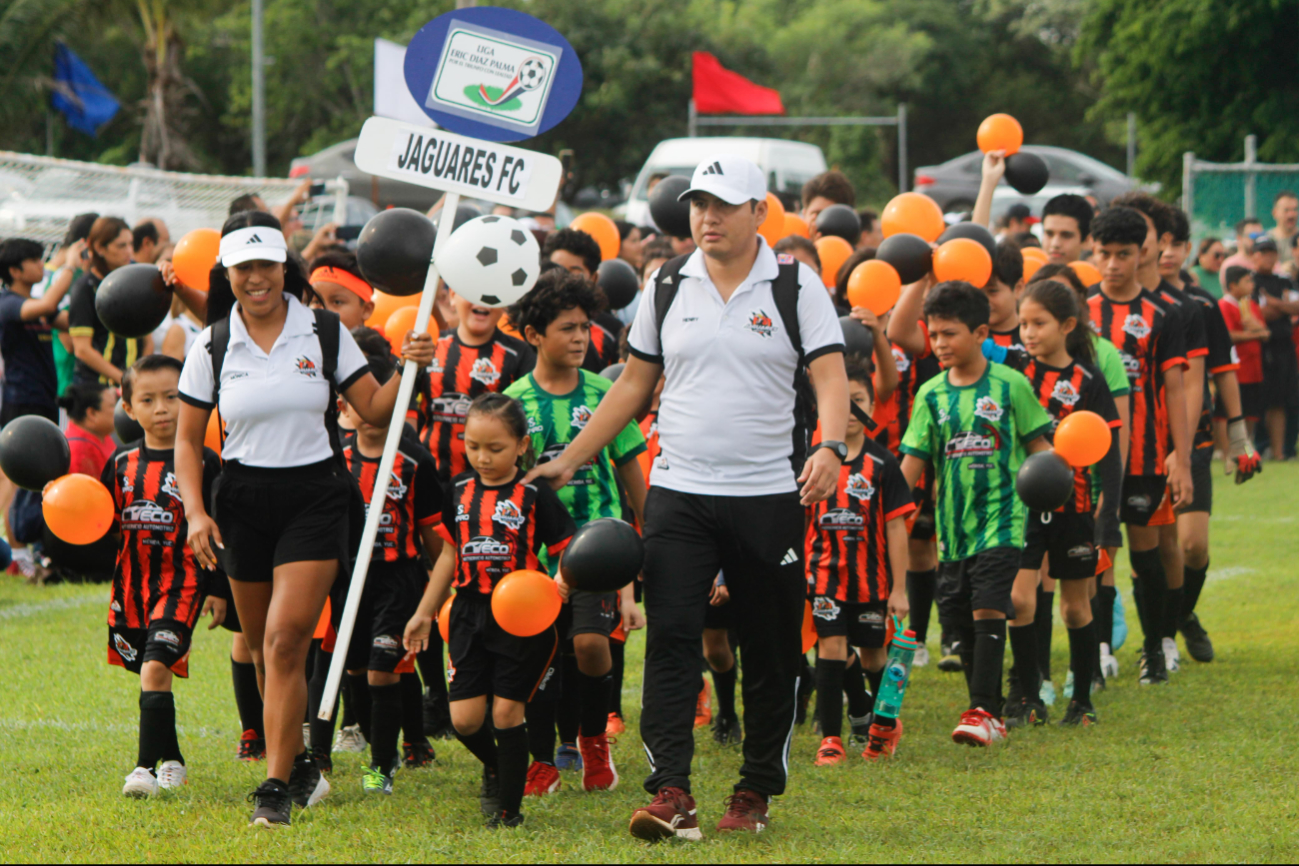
<box><xmin>990</xmin><ymin>324</ymin><xmax>1024</xmax><ymax>352</ymax></box>
<box><xmin>584</xmin><ymin>319</ymin><xmax>622</xmax><ymax>374</ymax></box>
<box><xmin>872</xmin><ymin>334</ymin><xmax>941</xmax><ymax>457</ymax></box>
<box><xmin>1186</xmin><ymin>282</ymin><xmax>1240</xmax><ymax>448</ymax></box>
<box><xmin>343</xmin><ymin>429</ymin><xmax>442</xmax><ymax>563</ymax></box>
<box><xmin>1087</xmin><ymin>288</ymin><xmax>1187</xmax><ymax>476</ymax></box>
<box><xmin>440</xmin><ymin>469</ymin><xmax>575</xmax><ymax>596</ymax></box>
<box><xmin>100</xmin><ymin>445</ymin><xmax>221</xmax><ymax>630</ymax></box>
<box><xmin>805</xmin><ymin>438</ymin><xmax>915</xmax><ymax>604</ymax></box>
<box><xmin>420</xmin><ymin>329</ymin><xmax>534</xmax><ymax>483</ymax></box>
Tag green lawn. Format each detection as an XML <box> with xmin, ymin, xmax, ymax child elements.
<box><xmin>2</xmin><ymin>464</ymin><xmax>1297</xmax><ymax>863</ymax></box>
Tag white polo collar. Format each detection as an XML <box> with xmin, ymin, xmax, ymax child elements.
<box><xmin>228</xmin><ymin>293</ymin><xmax>317</xmax><ymax>350</ymax></box>
<box><xmin>678</xmin><ymin>237</ymin><xmax>780</xmax><ymax>300</ymax></box>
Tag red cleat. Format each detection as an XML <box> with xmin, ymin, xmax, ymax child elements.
<box><xmin>813</xmin><ymin>736</ymin><xmax>846</xmax><ymax>766</ymax></box>
<box><xmin>578</xmin><ymin>733</ymin><xmax>619</xmax><ymax>791</ymax></box>
<box><xmin>629</xmin><ymin>787</ymin><xmax>702</xmax><ymax>842</ymax></box>
<box><xmin>951</xmin><ymin>708</ymin><xmax>1006</xmax><ymax>747</ymax></box>
<box><xmin>606</xmin><ymin>712</ymin><xmax>626</xmax><ymax>735</ymax></box>
<box><xmin>237</xmin><ymin>728</ymin><xmax>265</xmax><ymax>762</ymax></box>
<box><xmin>862</xmin><ymin>720</ymin><xmax>903</xmax><ymax>760</ymax></box>
<box><xmin>716</xmin><ymin>788</ymin><xmax>769</xmax><ymax>834</ymax></box>
<box><xmin>523</xmin><ymin>760</ymin><xmax>561</xmax><ymax>796</ymax></box>
<box><xmin>693</xmin><ymin>679</ymin><xmax>712</xmax><ymax>729</ymax></box>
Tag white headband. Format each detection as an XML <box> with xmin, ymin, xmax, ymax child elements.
<box><xmin>219</xmin><ymin>225</ymin><xmax>288</xmax><ymax>267</ymax></box>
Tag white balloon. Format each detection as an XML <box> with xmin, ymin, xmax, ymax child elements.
<box><xmin>436</xmin><ymin>215</ymin><xmax>541</xmax><ymax>308</ymax></box>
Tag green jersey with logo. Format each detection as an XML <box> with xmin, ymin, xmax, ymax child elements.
<box><xmin>900</xmin><ymin>361</ymin><xmax>1053</xmax><ymax>562</ymax></box>
<box><xmin>505</xmin><ymin>370</ymin><xmax>646</xmax><ymax>530</ymax></box>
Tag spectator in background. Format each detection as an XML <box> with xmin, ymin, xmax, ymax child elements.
<box><xmin>801</xmin><ymin>170</ymin><xmax>856</xmax><ymax>241</ymax></box>
<box><xmin>646</xmin><ymin>172</ymin><xmax>669</xmax><ymax>198</ymax></box>
<box><xmin>773</xmin><ymin>235</ymin><xmax>822</xmax><ymax>279</ymax></box>
<box><xmin>1222</xmin><ymin>217</ymin><xmax>1265</xmax><ymax>277</ymax></box>
<box><xmin>1013</xmin><ymin>231</ymin><xmax>1041</xmax><ymax>249</ymax></box>
<box><xmin>615</xmin><ymin>219</ymin><xmax>645</xmax><ymax>272</ymax></box>
<box><xmin>1193</xmin><ymin>237</ymin><xmax>1226</xmax><ymax>299</ymax></box>
<box><xmin>47</xmin><ymin>213</ymin><xmax>98</xmax><ymax>397</ymax></box>
<box><xmin>1269</xmin><ymin>191</ymin><xmax>1299</xmax><ymax>269</ymax></box>
<box><xmin>131</xmin><ymin>218</ymin><xmax>170</xmax><ymax>264</ymax></box>
<box><xmin>996</xmin><ymin>204</ymin><xmax>1032</xmax><ymax>240</ymax></box>
<box><xmin>858</xmin><ymin>209</ymin><xmax>883</xmax><ymax>250</ymax></box>
<box><xmin>1218</xmin><ymin>266</ymin><xmax>1269</xmax><ymax>439</ymax></box>
<box><xmin>1041</xmin><ymin>194</ymin><xmax>1093</xmax><ymax>265</ymax></box>
<box><xmin>1250</xmin><ymin>236</ymin><xmax>1299</xmax><ymax>458</ymax></box>
<box><xmin>229</xmin><ymin>179</ymin><xmax>312</xmax><ymax>238</ymax></box>
<box><xmin>68</xmin><ymin>216</ymin><xmax>150</xmax><ymax>386</ymax></box>
<box><xmin>61</xmin><ymin>382</ymin><xmax>117</xmax><ymax>476</ymax></box>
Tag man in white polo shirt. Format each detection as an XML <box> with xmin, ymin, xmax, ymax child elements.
<box><xmin>528</xmin><ymin>154</ymin><xmax>847</xmax><ymax>839</ymax></box>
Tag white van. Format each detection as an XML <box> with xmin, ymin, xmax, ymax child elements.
<box><xmin>620</xmin><ymin>137</ymin><xmax>828</xmax><ymax>228</ymax></box>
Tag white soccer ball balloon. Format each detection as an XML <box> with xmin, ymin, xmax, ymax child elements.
<box><xmin>436</xmin><ymin>215</ymin><xmax>540</xmax><ymax>308</ymax></box>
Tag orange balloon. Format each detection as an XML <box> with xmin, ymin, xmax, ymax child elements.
<box><xmin>1069</xmin><ymin>260</ymin><xmax>1102</xmax><ymax>287</ymax></box>
<box><xmin>42</xmin><ymin>474</ymin><xmax>113</xmax><ymax>545</ymax></box>
<box><xmin>1021</xmin><ymin>246</ymin><xmax>1048</xmax><ymax>265</ymax></box>
<box><xmin>366</xmin><ymin>290</ymin><xmax>418</xmax><ymax>330</ymax></box>
<box><xmin>933</xmin><ymin>238</ymin><xmax>994</xmax><ymax>286</ymax></box>
<box><xmin>758</xmin><ymin>193</ymin><xmax>787</xmax><ymax>246</ymax></box>
<box><xmin>847</xmin><ymin>260</ymin><xmax>902</xmax><ymax>315</ymax></box>
<box><xmin>172</xmin><ymin>228</ymin><xmax>220</xmax><ymax>292</ymax></box>
<box><xmin>784</xmin><ymin>213</ymin><xmax>810</xmax><ymax>239</ymax></box>
<box><xmin>570</xmin><ymin>213</ymin><xmax>620</xmax><ymax>261</ymax></box>
<box><xmin>1053</xmin><ymin>410</ymin><xmax>1111</xmax><ymax>467</ymax></box>
<box><xmin>204</xmin><ymin>412</ymin><xmax>223</xmax><ymax>457</ymax></box>
<box><xmin>491</xmin><ymin>569</ymin><xmax>561</xmax><ymax>637</ymax></box>
<box><xmin>814</xmin><ymin>236</ymin><xmax>854</xmax><ymax>288</ymax></box>
<box><xmin>438</xmin><ymin>595</ymin><xmax>454</xmax><ymax>644</ymax></box>
<box><xmin>977</xmin><ymin>113</ymin><xmax>1023</xmax><ymax>156</ymax></box>
<box><xmin>384</xmin><ymin>306</ymin><xmax>436</xmax><ymax>355</ymax></box>
<box><xmin>1023</xmin><ymin>257</ymin><xmax>1045</xmax><ymax>281</ymax></box>
<box><xmin>498</xmin><ymin>318</ymin><xmax>522</xmax><ymax>340</ymax></box>
<box><xmin>881</xmin><ymin>193</ymin><xmax>945</xmax><ymax>242</ymax></box>
<box><xmin>801</xmin><ymin>599</ymin><xmax>817</xmax><ymax>653</ymax></box>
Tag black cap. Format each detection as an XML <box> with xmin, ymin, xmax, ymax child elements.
<box><xmin>1253</xmin><ymin>236</ymin><xmax>1278</xmax><ymax>254</ymax></box>
<box><xmin>1007</xmin><ymin>203</ymin><xmax>1032</xmax><ymax>220</ymax></box>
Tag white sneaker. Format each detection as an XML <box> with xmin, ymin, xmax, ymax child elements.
<box><xmin>334</xmin><ymin>724</ymin><xmax>367</xmax><ymax>753</ymax></box>
<box><xmin>157</xmin><ymin>760</ymin><xmax>187</xmax><ymax>790</ymax></box>
<box><xmin>1162</xmin><ymin>637</ymin><xmax>1181</xmax><ymax>673</ymax></box>
<box><xmin>123</xmin><ymin>767</ymin><xmax>159</xmax><ymax>798</ymax></box>
<box><xmin>1100</xmin><ymin>643</ymin><xmax>1119</xmax><ymax>679</ymax></box>
<box><xmin>951</xmin><ymin>708</ymin><xmax>1006</xmax><ymax>747</ymax></box>
<box><xmin>912</xmin><ymin>646</ymin><xmax>930</xmax><ymax>668</ymax></box>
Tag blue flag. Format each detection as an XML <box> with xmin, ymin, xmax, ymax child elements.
<box><xmin>51</xmin><ymin>43</ymin><xmax>119</xmax><ymax>136</ymax></box>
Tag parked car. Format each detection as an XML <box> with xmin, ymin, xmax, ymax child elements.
<box><xmin>290</xmin><ymin>138</ymin><xmax>442</xmax><ymax>212</ymax></box>
<box><xmin>620</xmin><ymin>137</ymin><xmax>827</xmax><ymax>228</ymax></box>
<box><xmin>913</xmin><ymin>145</ymin><xmax>1135</xmax><ymax>213</ymax></box>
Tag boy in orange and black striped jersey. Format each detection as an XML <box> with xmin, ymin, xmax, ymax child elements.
<box><xmin>103</xmin><ymin>355</ymin><xmax>225</xmax><ymax>798</ymax></box>
<box><xmin>806</xmin><ymin>363</ymin><xmax>914</xmax><ymax>765</ymax></box>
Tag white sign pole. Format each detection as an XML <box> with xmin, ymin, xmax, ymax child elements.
<box><xmin>317</xmin><ymin>191</ymin><xmax>460</xmax><ymax>720</ymax></box>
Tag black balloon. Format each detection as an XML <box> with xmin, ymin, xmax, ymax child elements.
<box><xmin>114</xmin><ymin>401</ymin><xmax>143</xmax><ymax>444</ymax></box>
<box><xmin>560</xmin><ymin>518</ymin><xmax>644</xmax><ymax>593</ymax></box>
<box><xmin>816</xmin><ymin>204</ymin><xmax>862</xmax><ymax>246</ymax></box>
<box><xmin>839</xmin><ymin>315</ymin><xmax>874</xmax><ymax>359</ymax></box>
<box><xmin>599</xmin><ymin>363</ymin><xmax>625</xmax><ymax>382</ymax></box>
<box><xmin>356</xmin><ymin>208</ymin><xmax>436</xmax><ymax>297</ymax></box>
<box><xmin>649</xmin><ymin>175</ymin><xmax>692</xmax><ymax>238</ymax></box>
<box><xmin>94</xmin><ymin>264</ymin><xmax>171</xmax><ymax>339</ymax></box>
<box><xmin>938</xmin><ymin>222</ymin><xmax>998</xmax><ymax>261</ymax></box>
<box><xmin>1015</xmin><ymin>450</ymin><xmax>1075</xmax><ymax>512</ymax></box>
<box><xmin>876</xmin><ymin>233</ymin><xmax>933</xmax><ymax>284</ymax></box>
<box><xmin>0</xmin><ymin>415</ymin><xmax>70</xmax><ymax>492</ymax></box>
<box><xmin>1005</xmin><ymin>152</ymin><xmax>1050</xmax><ymax>196</ymax></box>
<box><xmin>597</xmin><ymin>258</ymin><xmax>640</xmax><ymax>311</ymax></box>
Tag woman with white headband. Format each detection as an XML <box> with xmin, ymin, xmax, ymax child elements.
<box><xmin>171</xmin><ymin>210</ymin><xmax>434</xmax><ymax>828</ymax></box>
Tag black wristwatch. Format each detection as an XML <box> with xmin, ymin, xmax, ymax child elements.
<box><xmin>814</xmin><ymin>440</ymin><xmax>849</xmax><ymax>463</ymax></box>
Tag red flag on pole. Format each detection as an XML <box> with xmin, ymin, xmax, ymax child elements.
<box><xmin>691</xmin><ymin>51</ymin><xmax>784</xmax><ymax>115</ymax></box>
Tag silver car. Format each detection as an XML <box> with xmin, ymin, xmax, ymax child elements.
<box><xmin>913</xmin><ymin>145</ymin><xmax>1135</xmax><ymax>213</ymax></box>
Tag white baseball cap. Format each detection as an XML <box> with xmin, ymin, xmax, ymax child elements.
<box><xmin>678</xmin><ymin>154</ymin><xmax>768</xmax><ymax>205</ymax></box>
<box><xmin>219</xmin><ymin>225</ymin><xmax>288</xmax><ymax>267</ymax></box>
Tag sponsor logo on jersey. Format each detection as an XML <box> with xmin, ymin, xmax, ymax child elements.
<box><xmin>571</xmin><ymin>404</ymin><xmax>592</xmax><ymax>429</ymax></box>
<box><xmin>151</xmin><ymin>629</ymin><xmax>181</xmax><ymax>648</ymax></box>
<box><xmin>469</xmin><ymin>357</ymin><xmax>500</xmax><ymax>386</ymax></box>
<box><xmin>372</xmin><ymin>634</ymin><xmax>401</xmax><ymax>652</ymax></box>
<box><xmin>461</xmin><ymin>535</ymin><xmax>513</xmax><ymax>560</ymax></box>
<box><xmin>745</xmin><ymin>310</ymin><xmax>775</xmax><ymax>338</ymax></box>
<box><xmin>812</xmin><ymin>596</ymin><xmax>841</xmax><ymax>621</ymax></box>
<box><xmin>819</xmin><ymin>507</ymin><xmax>864</xmax><ymax>530</ymax></box>
<box><xmin>944</xmin><ymin>426</ymin><xmax>1001</xmax><ymax>460</ymax></box>
<box><xmin>1051</xmin><ymin>380</ymin><xmax>1080</xmax><ymax>407</ymax></box>
<box><xmin>974</xmin><ymin>396</ymin><xmax>1004</xmax><ymax>422</ymax></box>
<box><xmin>295</xmin><ymin>356</ymin><xmax>319</xmax><ymax>378</ymax></box>
<box><xmin>1120</xmin><ymin>351</ymin><xmax>1140</xmax><ymax>376</ymax></box>
<box><xmin>113</xmin><ymin>632</ymin><xmax>138</xmax><ymax>662</ymax></box>
<box><xmin>110</xmin><ymin>600</ymin><xmax>121</xmax><ymax>612</ymax></box>
<box><xmin>1122</xmin><ymin>314</ymin><xmax>1151</xmax><ymax>340</ymax></box>
<box><xmin>938</xmin><ymin>405</ymin><xmax>951</xmax><ymax>425</ymax></box>
<box><xmin>845</xmin><ymin>473</ymin><xmax>875</xmax><ymax>501</ymax></box>
<box><xmin>432</xmin><ymin>393</ymin><xmax>472</xmax><ymax>424</ymax></box>
<box><xmin>456</xmin><ymin>503</ymin><xmax>469</xmax><ymax>522</ymax></box>
<box><xmin>526</xmin><ymin>414</ymin><xmax>543</xmax><ymax>436</ymax></box>
<box><xmin>120</xmin><ymin>475</ymin><xmax>133</xmax><ymax>493</ymax></box>
<box><xmin>858</xmin><ymin>609</ymin><xmax>885</xmax><ymax>625</ymax></box>
<box><xmin>428</xmin><ymin>356</ymin><xmax>443</xmax><ymax>375</ymax></box>
<box><xmin>120</xmin><ymin>500</ymin><xmax>177</xmax><ymax>531</ymax></box>
<box><xmin>1126</xmin><ymin>494</ymin><xmax>1151</xmax><ymax>509</ymax></box>
<box><xmin>1067</xmin><ymin>543</ymin><xmax>1095</xmax><ymax>559</ymax></box>
<box><xmin>492</xmin><ymin>499</ymin><xmax>526</xmax><ymax>530</ymax></box>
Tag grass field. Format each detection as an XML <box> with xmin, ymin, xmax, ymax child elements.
<box><xmin>2</xmin><ymin>464</ymin><xmax>1298</xmax><ymax>863</ymax></box>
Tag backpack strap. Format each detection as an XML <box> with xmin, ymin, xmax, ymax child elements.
<box><xmin>206</xmin><ymin>317</ymin><xmax>232</xmax><ymax>449</ymax></box>
<box><xmin>770</xmin><ymin>262</ymin><xmax>803</xmax><ymax>360</ymax></box>
<box><xmin>311</xmin><ymin>307</ymin><xmax>346</xmax><ymax>466</ymax></box>
<box><xmin>650</xmin><ymin>254</ymin><xmax>692</xmax><ymax>359</ymax></box>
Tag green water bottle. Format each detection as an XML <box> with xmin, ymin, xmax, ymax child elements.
<box><xmin>874</xmin><ymin>624</ymin><xmax>922</xmax><ymax>721</ymax></box>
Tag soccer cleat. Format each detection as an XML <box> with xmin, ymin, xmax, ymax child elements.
<box><xmin>694</xmin><ymin>679</ymin><xmax>712</xmax><ymax>729</ymax></box>
<box><xmin>1039</xmin><ymin>679</ymin><xmax>1057</xmax><ymax>707</ymax></box>
<box><xmin>1180</xmin><ymin>612</ymin><xmax>1214</xmax><ymax>663</ymax></box>
<box><xmin>951</xmin><ymin>708</ymin><xmax>1007</xmax><ymax>747</ymax></box>
<box><xmin>629</xmin><ymin>787</ymin><xmax>702</xmax><ymax>842</ymax></box>
<box><xmin>402</xmin><ymin>739</ymin><xmax>436</xmax><ymax>769</ymax></box>
<box><xmin>937</xmin><ymin>635</ymin><xmax>963</xmax><ymax>672</ymax></box>
<box><xmin>310</xmin><ymin>745</ymin><xmax>333</xmax><ymax>775</ymax></box>
<box><xmin>1003</xmin><ymin>699</ymin><xmax>1028</xmax><ymax>730</ymax></box>
<box><xmin>847</xmin><ymin>713</ymin><xmax>872</xmax><ymax>748</ymax></box>
<box><xmin>711</xmin><ymin>713</ymin><xmax>742</xmax><ymax>746</ymax></box>
<box><xmin>486</xmin><ymin>810</ymin><xmax>525</xmax><ymax>829</ymax></box>
<box><xmin>361</xmin><ymin>764</ymin><xmax>394</xmax><ymax>795</ymax></box>
<box><xmin>555</xmin><ymin>742</ymin><xmax>583</xmax><ymax>771</ymax></box>
<box><xmin>606</xmin><ymin>712</ymin><xmax>626</xmax><ymax>736</ymax></box>
<box><xmin>479</xmin><ymin>767</ymin><xmax>501</xmax><ymax>816</ymax></box>
<box><xmin>814</xmin><ymin>736</ymin><xmax>847</xmax><ymax>766</ymax></box>
<box><xmin>1100</xmin><ymin>643</ymin><xmax>1120</xmax><ymax>680</ymax></box>
<box><xmin>287</xmin><ymin>752</ymin><xmax>329</xmax><ymax>808</ymax></box>
<box><xmin>716</xmin><ymin>789</ymin><xmax>769</xmax><ymax>834</ymax></box>
<box><xmin>578</xmin><ymin>733</ymin><xmax>619</xmax><ymax>792</ymax></box>
<box><xmin>862</xmin><ymin>720</ymin><xmax>903</xmax><ymax>760</ymax></box>
<box><xmin>524</xmin><ymin>761</ymin><xmax>561</xmax><ymax>796</ymax></box>
<box><xmin>156</xmin><ymin>760</ymin><xmax>187</xmax><ymax>790</ymax></box>
<box><xmin>249</xmin><ymin>779</ymin><xmax>292</xmax><ymax>828</ymax></box>
<box><xmin>1060</xmin><ymin>701</ymin><xmax>1099</xmax><ymax>727</ymax></box>
<box><xmin>912</xmin><ymin>645</ymin><xmax>930</xmax><ymax>668</ymax></box>
<box><xmin>1024</xmin><ymin>699</ymin><xmax>1049</xmax><ymax>726</ymax></box>
<box><xmin>1162</xmin><ymin>637</ymin><xmax>1181</xmax><ymax>674</ymax></box>
<box><xmin>334</xmin><ymin>724</ymin><xmax>367</xmax><ymax>753</ymax></box>
<box><xmin>1138</xmin><ymin>649</ymin><xmax>1169</xmax><ymax>686</ymax></box>
<box><xmin>237</xmin><ymin>729</ymin><xmax>266</xmax><ymax>762</ymax></box>
<box><xmin>122</xmin><ymin>767</ymin><xmax>159</xmax><ymax>798</ymax></box>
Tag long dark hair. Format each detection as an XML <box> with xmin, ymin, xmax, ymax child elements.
<box><xmin>205</xmin><ymin>211</ymin><xmax>311</xmax><ymax>326</ymax></box>
<box><xmin>87</xmin><ymin>216</ymin><xmax>130</xmax><ymax>275</ymax></box>
<box><xmin>1021</xmin><ymin>279</ymin><xmax>1094</xmax><ymax>365</ymax></box>
<box><xmin>58</xmin><ymin>382</ymin><xmax>111</xmax><ymax>423</ymax></box>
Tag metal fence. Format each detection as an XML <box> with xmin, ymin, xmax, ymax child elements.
<box><xmin>1183</xmin><ymin>136</ymin><xmax>1299</xmax><ymax>242</ymax></box>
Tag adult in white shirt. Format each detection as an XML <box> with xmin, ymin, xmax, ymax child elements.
<box><xmin>173</xmin><ymin>211</ymin><xmax>433</xmax><ymax>828</ymax></box>
<box><xmin>529</xmin><ymin>154</ymin><xmax>848</xmax><ymax>839</ymax></box>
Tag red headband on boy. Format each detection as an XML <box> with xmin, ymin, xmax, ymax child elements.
<box><xmin>310</xmin><ymin>266</ymin><xmax>373</xmax><ymax>303</ymax></box>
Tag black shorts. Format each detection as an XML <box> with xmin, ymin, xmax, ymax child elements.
<box><xmin>1261</xmin><ymin>342</ymin><xmax>1299</xmax><ymax>409</ymax></box>
<box><xmin>908</xmin><ymin>477</ymin><xmax>936</xmax><ymax>542</ymax></box>
<box><xmin>342</xmin><ymin>559</ymin><xmax>425</xmax><ymax>673</ymax></box>
<box><xmin>1239</xmin><ymin>382</ymin><xmax>1265</xmax><ymax>420</ymax></box>
<box><xmin>447</xmin><ymin>596</ymin><xmax>558</xmax><ymax>703</ymax></box>
<box><xmin>1120</xmin><ymin>475</ymin><xmax>1174</xmax><ymax>527</ymax></box>
<box><xmin>936</xmin><ymin>546</ymin><xmax>1019</xmax><ymax>623</ymax></box>
<box><xmin>108</xmin><ymin>619</ymin><xmax>193</xmax><ymax>677</ymax></box>
<box><xmin>0</xmin><ymin>401</ymin><xmax>58</xmax><ymax>427</ymax></box>
<box><xmin>557</xmin><ymin>588</ymin><xmax>619</xmax><ymax>646</ymax></box>
<box><xmin>1182</xmin><ymin>448</ymin><xmax>1214</xmax><ymax>515</ymax></box>
<box><xmin>811</xmin><ymin>596</ymin><xmax>888</xmax><ymax>647</ymax></box>
<box><xmin>1021</xmin><ymin>510</ymin><xmax>1098</xmax><ymax>580</ymax></box>
<box><xmin>214</xmin><ymin>459</ymin><xmax>355</xmax><ymax>584</ymax></box>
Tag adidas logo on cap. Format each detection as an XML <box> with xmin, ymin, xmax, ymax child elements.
<box><xmin>701</xmin><ymin>161</ymin><xmax>725</xmax><ymax>176</ymax></box>
<box><xmin>245</xmin><ymin>233</ymin><xmax>263</xmax><ymax>244</ymax></box>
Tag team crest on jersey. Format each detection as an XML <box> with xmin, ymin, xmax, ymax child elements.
<box><xmin>845</xmin><ymin>473</ymin><xmax>875</xmax><ymax>501</ymax></box>
<box><xmin>294</xmin><ymin>356</ymin><xmax>319</xmax><ymax>378</ymax></box>
<box><xmin>892</xmin><ymin>345</ymin><xmax>910</xmax><ymax>373</ymax></box>
<box><xmin>469</xmin><ymin>357</ymin><xmax>500</xmax><ymax>386</ymax></box>
<box><xmin>571</xmin><ymin>405</ymin><xmax>592</xmax><ymax>429</ymax></box>
<box><xmin>492</xmin><ymin>499</ymin><xmax>526</xmax><ymax>529</ymax></box>
<box><xmin>974</xmin><ymin>396</ymin><xmax>1004</xmax><ymax>422</ymax></box>
<box><xmin>160</xmin><ymin>472</ymin><xmax>181</xmax><ymax>500</ymax></box>
<box><xmin>113</xmin><ymin>633</ymin><xmax>138</xmax><ymax>662</ymax></box>
<box><xmin>384</xmin><ymin>478</ymin><xmax>409</xmax><ymax>502</ymax></box>
<box><xmin>745</xmin><ymin>310</ymin><xmax>775</xmax><ymax>338</ymax></box>
<box><xmin>1122</xmin><ymin>314</ymin><xmax>1151</xmax><ymax>340</ymax></box>
<box><xmin>776</xmin><ymin>253</ymin><xmax>796</xmax><ymax>265</ymax></box>
<box><xmin>1051</xmin><ymin>380</ymin><xmax>1080</xmax><ymax>407</ymax></box>
<box><xmin>812</xmin><ymin>596</ymin><xmax>841</xmax><ymax>621</ymax></box>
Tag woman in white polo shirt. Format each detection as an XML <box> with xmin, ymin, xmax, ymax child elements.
<box><xmin>173</xmin><ymin>211</ymin><xmax>433</xmax><ymax>828</ymax></box>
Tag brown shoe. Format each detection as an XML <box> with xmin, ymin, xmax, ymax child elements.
<box><xmin>716</xmin><ymin>788</ymin><xmax>768</xmax><ymax>834</ymax></box>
